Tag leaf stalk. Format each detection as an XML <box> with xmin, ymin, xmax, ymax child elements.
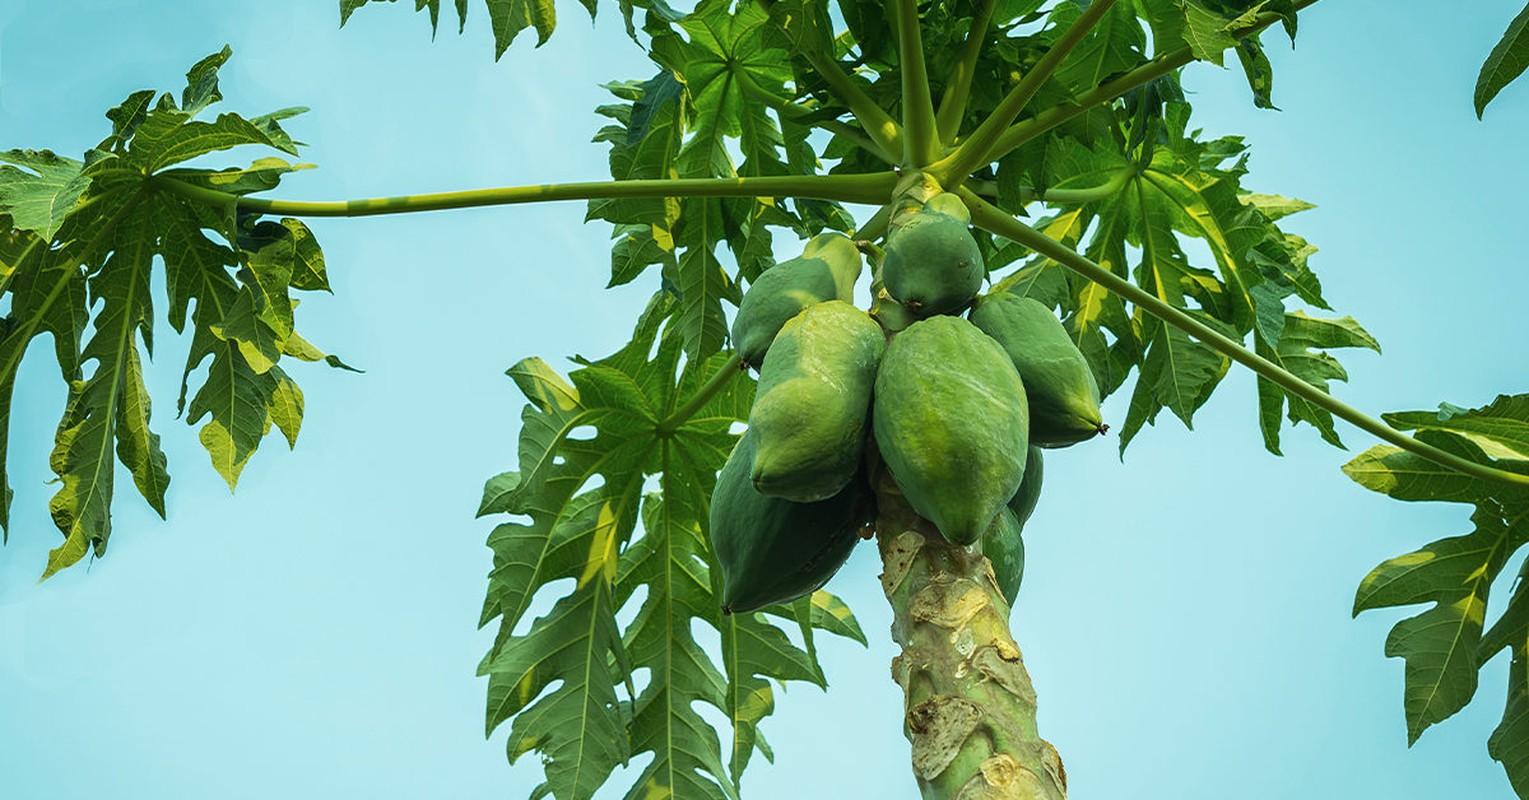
<box><xmin>962</xmin><ymin>189</ymin><xmax>1529</xmax><ymax>490</ymax></box>
<box><xmin>151</xmin><ymin>172</ymin><xmax>900</xmax><ymax>217</ymax></box>
<box><xmin>985</xmin><ymin>0</ymin><xmax>1322</xmax><ymax>164</ymax></box>
<box><xmin>930</xmin><ymin>0</ymin><xmax>1120</xmax><ymax>187</ymax></box>
<box><xmin>935</xmin><ymin>0</ymin><xmax>997</xmax><ymax>145</ymax></box>
<box><xmin>801</xmin><ymin>50</ymin><xmax>906</xmax><ymax>161</ymax></box>
<box><xmin>892</xmin><ymin>0</ymin><xmax>941</xmax><ymax>167</ymax></box>
<box><xmin>656</xmin><ymin>354</ymin><xmax>744</xmax><ymax>437</ymax></box>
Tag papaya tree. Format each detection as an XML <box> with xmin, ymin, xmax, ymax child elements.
<box><xmin>3</xmin><ymin>0</ymin><xmax>1529</xmax><ymax>798</ymax></box>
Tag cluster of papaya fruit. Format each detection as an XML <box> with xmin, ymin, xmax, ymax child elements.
<box><xmin>709</xmin><ymin>193</ymin><xmax>1106</xmax><ymax>614</ymax></box>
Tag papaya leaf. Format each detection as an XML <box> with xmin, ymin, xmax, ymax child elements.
<box><xmin>1255</xmin><ymin>312</ymin><xmax>1380</xmax><ymax>455</ymax></box>
<box><xmin>1349</xmin><ymin>395</ymin><xmax>1529</xmax><ymax>790</ymax></box>
<box><xmin>1475</xmin><ymin>2</ymin><xmax>1529</xmax><ymax>118</ymax></box>
<box><xmin>0</xmin><ymin>149</ymin><xmax>93</xmax><ymax>240</ymax></box>
<box><xmin>668</xmin><ymin>198</ymin><xmax>740</xmax><ymax>360</ymax></box>
<box><xmin>1054</xmin><ymin>2</ymin><xmax>1147</xmax><ymax>96</ymax></box>
<box><xmin>1180</xmin><ymin>0</ymin><xmax>1240</xmax><ymax>66</ymax></box>
<box><xmin>591</xmin><ymin>4</ymin><xmax>832</xmax><ymax>362</ymax></box>
<box><xmin>0</xmin><ymin>49</ymin><xmax>337</xmax><ymax>576</ymax></box>
<box><xmin>1235</xmin><ymin>38</ymin><xmax>1277</xmax><ymax>109</ymax></box>
<box><xmin>1117</xmin><ymin>318</ymin><xmax>1229</xmax><ymax>451</ymax></box>
<box><xmin>480</xmin><ymin>296</ymin><xmax>863</xmax><ymax>799</ymax></box>
<box><xmin>1384</xmin><ymin>396</ymin><xmax>1529</xmax><ymax>464</ymax></box>
<box><xmin>1241</xmin><ymin>193</ymin><xmax>1315</xmax><ymax>222</ymax></box>
<box><xmin>1035</xmin><ymin>111</ymin><xmax>1361</xmax><ymax>454</ymax></box>
<box><xmin>589</xmin><ymin>73</ymin><xmax>683</xmax><ymax>283</ymax></box>
<box><xmin>1353</xmin><ymin>505</ymin><xmax>1529</xmax><ymax>745</ymax></box>
<box><xmin>338</xmin><ymin>0</ymin><xmax>682</xmax><ymax>55</ymax></box>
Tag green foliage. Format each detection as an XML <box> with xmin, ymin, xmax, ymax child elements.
<box><xmin>0</xmin><ymin>48</ymin><xmax>345</xmax><ymax>577</ymax></box>
<box><xmin>1477</xmin><ymin>2</ymin><xmax>1529</xmax><ymax>117</ymax></box>
<box><xmin>1347</xmin><ymin>395</ymin><xmax>1529</xmax><ymax>792</ymax></box>
<box><xmin>8</xmin><ymin>1</ymin><xmax>1529</xmax><ymax>796</ymax></box>
<box><xmin>994</xmin><ymin>118</ymin><xmax>1376</xmax><ymax>456</ymax></box>
<box><xmin>586</xmin><ymin>0</ymin><xmax>858</xmax><ymax>362</ymax></box>
<box><xmin>477</xmin><ymin>295</ymin><xmax>864</xmax><ymax>799</ymax></box>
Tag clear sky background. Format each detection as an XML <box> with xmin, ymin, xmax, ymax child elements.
<box><xmin>1</xmin><ymin>1</ymin><xmax>1527</xmax><ymax>798</ymax></box>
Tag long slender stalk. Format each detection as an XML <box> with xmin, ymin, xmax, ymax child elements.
<box><xmin>854</xmin><ymin>204</ymin><xmax>893</xmax><ymax>242</ymax></box>
<box><xmin>737</xmin><ymin>72</ymin><xmax>895</xmax><ymax>164</ymax></box>
<box><xmin>152</xmin><ymin>171</ymin><xmax>900</xmax><ymax>218</ymax></box>
<box><xmin>875</xmin><ymin>473</ymin><xmax>1065</xmax><ymax>800</ymax></box>
<box><xmin>986</xmin><ymin>0</ymin><xmax>1322</xmax><ymax>164</ymax></box>
<box><xmin>754</xmin><ymin>0</ymin><xmax>903</xmax><ymax>160</ymax></box>
<box><xmin>935</xmin><ymin>0</ymin><xmax>997</xmax><ymax>145</ymax></box>
<box><xmin>801</xmin><ymin>50</ymin><xmax>906</xmax><ymax>161</ymax></box>
<box><xmin>892</xmin><ymin>0</ymin><xmax>940</xmax><ymax>167</ymax></box>
<box><xmin>930</xmin><ymin>0</ymin><xmax>1119</xmax><ymax>187</ymax></box>
<box><xmin>1019</xmin><ymin>168</ymin><xmax>1133</xmax><ymax>206</ymax></box>
<box><xmin>656</xmin><ymin>354</ymin><xmax>744</xmax><ymax>437</ymax></box>
<box><xmin>961</xmin><ymin>188</ymin><xmax>1529</xmax><ymax>490</ymax></box>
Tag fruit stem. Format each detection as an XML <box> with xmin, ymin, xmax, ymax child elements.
<box><xmin>149</xmin><ymin>171</ymin><xmax>900</xmax><ymax>217</ymax></box>
<box><xmin>892</xmin><ymin>0</ymin><xmax>941</xmax><ymax>167</ymax></box>
<box><xmin>655</xmin><ymin>354</ymin><xmax>745</xmax><ymax>437</ymax></box>
<box><xmin>935</xmin><ymin>0</ymin><xmax>997</xmax><ymax>145</ymax></box>
<box><xmin>854</xmin><ymin>204</ymin><xmax>893</xmax><ymax>242</ymax></box>
<box><xmin>930</xmin><ymin>0</ymin><xmax>1120</xmax><ymax>188</ymax></box>
<box><xmin>961</xmin><ymin>189</ymin><xmax>1529</xmax><ymax>491</ymax></box>
<box><xmin>874</xmin><ymin>476</ymin><xmax>1066</xmax><ymax>800</ymax></box>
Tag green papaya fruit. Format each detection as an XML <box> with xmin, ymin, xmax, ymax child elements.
<box><xmin>873</xmin><ymin>316</ymin><xmax>1029</xmax><ymax>545</ymax></box>
<box><xmin>1008</xmin><ymin>445</ymin><xmax>1044</xmax><ymax>528</ymax></box>
<box><xmin>981</xmin><ymin>507</ymin><xmax>1025</xmax><ymax>607</ymax></box>
<box><xmin>731</xmin><ymin>232</ymin><xmax>863</xmax><ymax>368</ymax></box>
<box><xmin>799</xmin><ymin>231</ymin><xmax>864</xmax><ymax>299</ymax></box>
<box><xmin>921</xmin><ymin>192</ymin><xmax>971</xmax><ymax>224</ymax></box>
<box><xmin>882</xmin><ymin>207</ymin><xmax>984</xmax><ymax>317</ymax></box>
<box><xmin>969</xmin><ymin>293</ymin><xmax>1105</xmax><ymax>448</ymax></box>
<box><xmin>750</xmin><ymin>301</ymin><xmax>884</xmax><ymax>502</ymax></box>
<box><xmin>870</xmin><ymin>287</ymin><xmax>916</xmax><ymax>333</ymax></box>
<box><xmin>709</xmin><ymin>430</ymin><xmax>870</xmax><ymax>614</ymax></box>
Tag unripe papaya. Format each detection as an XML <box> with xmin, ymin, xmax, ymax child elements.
<box><xmin>1008</xmin><ymin>445</ymin><xmax>1044</xmax><ymax>528</ymax></box>
<box><xmin>969</xmin><ymin>293</ymin><xmax>1105</xmax><ymax>448</ymax></box>
<box><xmin>870</xmin><ymin>287</ymin><xmax>916</xmax><ymax>334</ymax></box>
<box><xmin>873</xmin><ymin>316</ymin><xmax>1029</xmax><ymax>545</ymax></box>
<box><xmin>731</xmin><ymin>232</ymin><xmax>863</xmax><ymax>368</ymax></box>
<box><xmin>921</xmin><ymin>192</ymin><xmax>971</xmax><ymax>223</ymax></box>
<box><xmin>982</xmin><ymin>507</ymin><xmax>1025</xmax><ymax>607</ymax></box>
<box><xmin>749</xmin><ymin>301</ymin><xmax>884</xmax><ymax>502</ymax></box>
<box><xmin>882</xmin><ymin>206</ymin><xmax>984</xmax><ymax>317</ymax></box>
<box><xmin>798</xmin><ymin>231</ymin><xmax>863</xmax><ymax>299</ymax></box>
<box><xmin>709</xmin><ymin>430</ymin><xmax>870</xmax><ymax>614</ymax></box>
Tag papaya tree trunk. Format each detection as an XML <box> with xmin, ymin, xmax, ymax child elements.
<box><xmin>873</xmin><ymin>473</ymin><xmax>1066</xmax><ymax>799</ymax></box>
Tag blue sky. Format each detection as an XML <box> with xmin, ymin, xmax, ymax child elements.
<box><xmin>1</xmin><ymin>1</ymin><xmax>1528</xmax><ymax>798</ymax></box>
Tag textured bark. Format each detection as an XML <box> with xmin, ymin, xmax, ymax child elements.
<box><xmin>874</xmin><ymin>472</ymin><xmax>1065</xmax><ymax>800</ymax></box>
